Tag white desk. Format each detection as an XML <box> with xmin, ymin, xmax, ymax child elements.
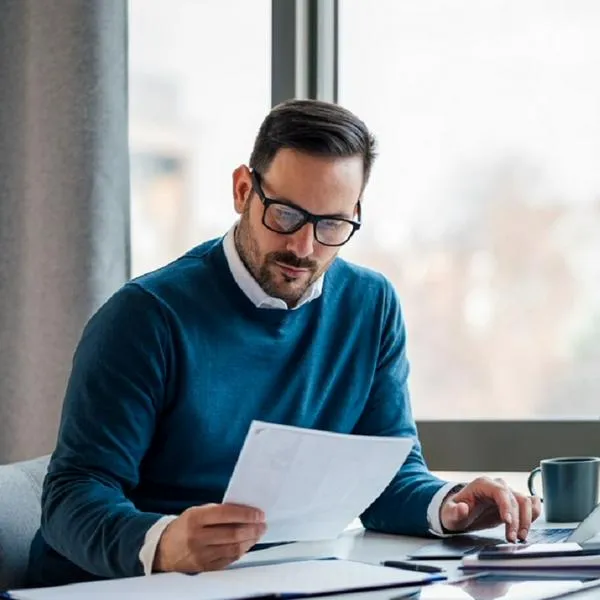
<box><xmin>238</xmin><ymin>519</ymin><xmax>600</xmax><ymax>600</ymax></box>
<box><xmin>237</xmin><ymin>526</ymin><xmax>449</xmax><ymax>600</ymax></box>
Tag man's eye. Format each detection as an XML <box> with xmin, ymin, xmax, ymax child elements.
<box><xmin>272</xmin><ymin>205</ymin><xmax>303</xmax><ymax>226</ymax></box>
<box><xmin>319</xmin><ymin>219</ymin><xmax>344</xmax><ymax>231</ymax></box>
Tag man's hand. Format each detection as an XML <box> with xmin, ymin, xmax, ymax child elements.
<box><xmin>440</xmin><ymin>477</ymin><xmax>542</xmax><ymax>543</ymax></box>
<box><xmin>154</xmin><ymin>503</ymin><xmax>266</xmax><ymax>573</ymax></box>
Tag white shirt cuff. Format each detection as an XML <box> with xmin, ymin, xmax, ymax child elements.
<box><xmin>139</xmin><ymin>515</ymin><xmax>178</xmax><ymax>575</ymax></box>
<box><xmin>427</xmin><ymin>482</ymin><xmax>464</xmax><ymax>536</ymax></box>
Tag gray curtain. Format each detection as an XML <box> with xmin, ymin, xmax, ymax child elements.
<box><xmin>0</xmin><ymin>0</ymin><xmax>129</xmax><ymax>463</ymax></box>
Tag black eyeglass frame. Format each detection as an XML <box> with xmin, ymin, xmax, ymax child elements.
<box><xmin>250</xmin><ymin>170</ymin><xmax>362</xmax><ymax>247</ymax></box>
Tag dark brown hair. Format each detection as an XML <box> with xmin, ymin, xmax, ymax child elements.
<box><xmin>249</xmin><ymin>99</ymin><xmax>377</xmax><ymax>189</ymax></box>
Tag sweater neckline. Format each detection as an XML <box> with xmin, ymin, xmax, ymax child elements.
<box><xmin>209</xmin><ymin>242</ymin><xmax>321</xmax><ymax>325</ymax></box>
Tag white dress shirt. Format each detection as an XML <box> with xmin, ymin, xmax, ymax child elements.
<box><xmin>138</xmin><ymin>226</ymin><xmax>455</xmax><ymax>575</ymax></box>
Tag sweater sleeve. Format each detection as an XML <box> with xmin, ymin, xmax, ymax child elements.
<box><xmin>41</xmin><ymin>284</ymin><xmax>171</xmax><ymax>578</ymax></box>
<box><xmin>355</xmin><ymin>281</ymin><xmax>447</xmax><ymax>536</ymax></box>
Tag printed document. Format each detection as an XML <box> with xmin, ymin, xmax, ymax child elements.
<box><xmin>223</xmin><ymin>420</ymin><xmax>414</xmax><ymax>543</ymax></box>
<box><xmin>12</xmin><ymin>559</ymin><xmax>434</xmax><ymax>600</ymax></box>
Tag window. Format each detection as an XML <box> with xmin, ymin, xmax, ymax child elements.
<box><xmin>339</xmin><ymin>0</ymin><xmax>600</xmax><ymax>420</ymax></box>
<box><xmin>129</xmin><ymin>0</ymin><xmax>271</xmax><ymax>276</ymax></box>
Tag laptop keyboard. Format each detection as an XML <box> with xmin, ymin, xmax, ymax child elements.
<box><xmin>525</xmin><ymin>528</ymin><xmax>574</xmax><ymax>544</ymax></box>
<box><xmin>408</xmin><ymin>527</ymin><xmax>576</xmax><ymax>559</ymax></box>
<box><xmin>458</xmin><ymin>527</ymin><xmax>575</xmax><ymax>554</ymax></box>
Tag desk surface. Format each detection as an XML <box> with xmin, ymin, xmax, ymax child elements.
<box><xmin>239</xmin><ymin>519</ymin><xmax>600</xmax><ymax>600</ymax></box>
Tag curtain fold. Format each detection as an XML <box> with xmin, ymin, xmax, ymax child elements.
<box><xmin>0</xmin><ymin>0</ymin><xmax>129</xmax><ymax>463</ymax></box>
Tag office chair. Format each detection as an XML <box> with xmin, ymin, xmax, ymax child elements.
<box><xmin>0</xmin><ymin>455</ymin><xmax>50</xmax><ymax>590</ymax></box>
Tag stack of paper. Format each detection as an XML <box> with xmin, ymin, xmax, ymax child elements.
<box><xmin>11</xmin><ymin>559</ymin><xmax>440</xmax><ymax>600</ymax></box>
<box><xmin>224</xmin><ymin>420</ymin><xmax>414</xmax><ymax>543</ymax></box>
<box><xmin>462</xmin><ymin>543</ymin><xmax>600</xmax><ymax>571</ymax></box>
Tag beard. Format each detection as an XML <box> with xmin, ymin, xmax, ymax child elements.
<box><xmin>234</xmin><ymin>212</ymin><xmax>322</xmax><ymax>307</ymax></box>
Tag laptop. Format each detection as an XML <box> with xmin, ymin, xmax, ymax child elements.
<box><xmin>408</xmin><ymin>502</ymin><xmax>600</xmax><ymax>560</ymax></box>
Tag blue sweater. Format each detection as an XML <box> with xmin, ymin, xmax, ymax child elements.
<box><xmin>28</xmin><ymin>238</ymin><xmax>445</xmax><ymax>586</ymax></box>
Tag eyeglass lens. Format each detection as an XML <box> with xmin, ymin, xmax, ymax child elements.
<box><xmin>264</xmin><ymin>203</ymin><xmax>354</xmax><ymax>245</ymax></box>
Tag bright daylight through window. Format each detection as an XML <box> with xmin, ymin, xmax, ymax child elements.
<box><xmin>338</xmin><ymin>0</ymin><xmax>600</xmax><ymax>419</ymax></box>
<box><xmin>129</xmin><ymin>0</ymin><xmax>600</xmax><ymax>422</ymax></box>
<box><xmin>129</xmin><ymin>0</ymin><xmax>271</xmax><ymax>277</ymax></box>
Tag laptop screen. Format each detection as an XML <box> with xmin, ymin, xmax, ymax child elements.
<box><xmin>568</xmin><ymin>502</ymin><xmax>600</xmax><ymax>544</ymax></box>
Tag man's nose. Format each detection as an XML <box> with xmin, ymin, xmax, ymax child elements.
<box><xmin>285</xmin><ymin>223</ymin><xmax>315</xmax><ymax>259</ymax></box>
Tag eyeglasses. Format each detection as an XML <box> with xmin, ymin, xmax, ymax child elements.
<box><xmin>250</xmin><ymin>171</ymin><xmax>361</xmax><ymax>247</ymax></box>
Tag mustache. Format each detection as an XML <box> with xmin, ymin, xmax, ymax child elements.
<box><xmin>268</xmin><ymin>252</ymin><xmax>317</xmax><ymax>270</ymax></box>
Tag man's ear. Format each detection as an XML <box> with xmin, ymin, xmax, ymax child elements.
<box><xmin>232</xmin><ymin>165</ymin><xmax>252</xmax><ymax>215</ymax></box>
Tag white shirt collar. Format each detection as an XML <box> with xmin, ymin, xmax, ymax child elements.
<box><xmin>222</xmin><ymin>225</ymin><xmax>323</xmax><ymax>310</ymax></box>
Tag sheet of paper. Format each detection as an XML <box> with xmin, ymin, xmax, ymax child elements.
<box><xmin>223</xmin><ymin>420</ymin><xmax>413</xmax><ymax>543</ymax></box>
<box><xmin>12</xmin><ymin>560</ymin><xmax>434</xmax><ymax>600</ymax></box>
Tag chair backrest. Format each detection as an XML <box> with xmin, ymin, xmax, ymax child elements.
<box><xmin>0</xmin><ymin>455</ymin><xmax>50</xmax><ymax>590</ymax></box>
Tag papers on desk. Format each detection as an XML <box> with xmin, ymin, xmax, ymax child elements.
<box><xmin>462</xmin><ymin>542</ymin><xmax>600</xmax><ymax>571</ymax></box>
<box><xmin>11</xmin><ymin>559</ymin><xmax>440</xmax><ymax>600</ymax></box>
<box><xmin>223</xmin><ymin>421</ymin><xmax>414</xmax><ymax>543</ymax></box>
<box><xmin>12</xmin><ymin>424</ymin><xmax>417</xmax><ymax>600</ymax></box>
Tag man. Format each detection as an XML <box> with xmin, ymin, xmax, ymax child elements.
<box><xmin>28</xmin><ymin>99</ymin><xmax>540</xmax><ymax>586</ymax></box>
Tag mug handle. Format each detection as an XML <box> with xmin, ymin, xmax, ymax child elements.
<box><xmin>527</xmin><ymin>467</ymin><xmax>543</xmax><ymax>501</ymax></box>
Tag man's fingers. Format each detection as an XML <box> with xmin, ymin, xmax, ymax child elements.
<box><xmin>466</xmin><ymin>504</ymin><xmax>506</xmax><ymax>531</ymax></box>
<box><xmin>440</xmin><ymin>498</ymin><xmax>473</xmax><ymax>532</ymax></box>
<box><xmin>196</xmin><ymin>523</ymin><xmax>266</xmax><ymax>546</ymax></box>
<box><xmin>155</xmin><ymin>504</ymin><xmax>267</xmax><ymax>574</ymax></box>
<box><xmin>189</xmin><ymin>537</ymin><xmax>259</xmax><ymax>573</ymax></box>
<box><xmin>443</xmin><ymin>478</ymin><xmax>543</xmax><ymax>539</ymax></box>
<box><xmin>188</xmin><ymin>503</ymin><xmax>265</xmax><ymax>527</ymax></box>
<box><xmin>208</xmin><ymin>539</ymin><xmax>258</xmax><ymax>565</ymax></box>
<box><xmin>448</xmin><ymin>500</ymin><xmax>470</xmax><ymax>526</ymax></box>
<box><xmin>202</xmin><ymin>557</ymin><xmax>235</xmax><ymax>572</ymax></box>
<box><xmin>515</xmin><ymin>494</ymin><xmax>533</xmax><ymax>541</ymax></box>
<box><xmin>489</xmin><ymin>478</ymin><xmax>519</xmax><ymax>542</ymax></box>
<box><xmin>454</xmin><ymin>501</ymin><xmax>470</xmax><ymax>521</ymax></box>
<box><xmin>531</xmin><ymin>495</ymin><xmax>543</xmax><ymax>521</ymax></box>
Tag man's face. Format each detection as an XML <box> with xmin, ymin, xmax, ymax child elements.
<box><xmin>232</xmin><ymin>149</ymin><xmax>363</xmax><ymax>307</ymax></box>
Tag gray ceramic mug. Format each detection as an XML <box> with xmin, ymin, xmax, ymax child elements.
<box><xmin>527</xmin><ymin>456</ymin><xmax>600</xmax><ymax>522</ymax></box>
